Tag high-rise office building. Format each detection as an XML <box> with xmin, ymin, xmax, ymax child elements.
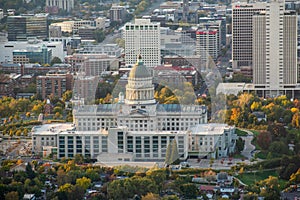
<box><xmin>7</xmin><ymin>14</ymin><xmax>49</xmax><ymax>41</ymax></box>
<box><xmin>109</xmin><ymin>4</ymin><xmax>127</xmax><ymax>22</ymax></box>
<box><xmin>124</xmin><ymin>19</ymin><xmax>161</xmax><ymax>68</ymax></box>
<box><xmin>253</xmin><ymin>0</ymin><xmax>298</xmax><ymax>97</ymax></box>
<box><xmin>46</xmin><ymin>0</ymin><xmax>74</xmax><ymax>12</ymax></box>
<box><xmin>232</xmin><ymin>2</ymin><xmax>266</xmax><ymax>69</ymax></box>
<box><xmin>196</xmin><ymin>29</ymin><xmax>219</xmax><ymax>62</ymax></box>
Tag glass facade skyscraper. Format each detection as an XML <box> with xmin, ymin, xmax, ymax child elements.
<box><xmin>7</xmin><ymin>14</ymin><xmax>49</xmax><ymax>41</ymax></box>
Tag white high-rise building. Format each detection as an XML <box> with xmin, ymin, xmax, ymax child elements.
<box><xmin>196</xmin><ymin>29</ymin><xmax>219</xmax><ymax>62</ymax></box>
<box><xmin>46</xmin><ymin>0</ymin><xmax>74</xmax><ymax>12</ymax></box>
<box><xmin>232</xmin><ymin>2</ymin><xmax>266</xmax><ymax>69</ymax></box>
<box><xmin>253</xmin><ymin>0</ymin><xmax>298</xmax><ymax>97</ymax></box>
<box><xmin>124</xmin><ymin>19</ymin><xmax>161</xmax><ymax>68</ymax></box>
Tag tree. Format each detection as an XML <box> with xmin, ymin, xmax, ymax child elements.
<box><xmin>57</xmin><ymin>183</ymin><xmax>73</xmax><ymax>200</ymax></box>
<box><xmin>230</xmin><ymin>107</ymin><xmax>241</xmax><ymax>125</ymax></box>
<box><xmin>146</xmin><ymin>169</ymin><xmax>167</xmax><ymax>193</ymax></box>
<box><xmin>15</xmin><ymin>129</ymin><xmax>22</xmax><ymax>136</ymax></box>
<box><xmin>257</xmin><ymin>131</ymin><xmax>272</xmax><ymax>150</ymax></box>
<box><xmin>62</xmin><ymin>90</ymin><xmax>72</xmax><ymax>102</ymax></box>
<box><xmin>162</xmin><ymin>195</ymin><xmax>179</xmax><ymax>200</ymax></box>
<box><xmin>292</xmin><ymin>112</ymin><xmax>300</xmax><ymax>128</ymax></box>
<box><xmin>94</xmin><ymin>29</ymin><xmax>105</xmax><ymax>43</ymax></box>
<box><xmin>259</xmin><ymin>176</ymin><xmax>280</xmax><ymax>200</ymax></box>
<box><xmin>280</xmin><ymin>163</ymin><xmax>298</xmax><ymax>180</ymax></box>
<box><xmin>50</xmin><ymin>57</ymin><xmax>62</xmax><ymax>66</ymax></box>
<box><xmin>74</xmin><ymin>154</ymin><xmax>84</xmax><ymax>165</ymax></box>
<box><xmin>54</xmin><ymin>112</ymin><xmax>62</xmax><ymax>119</ymax></box>
<box><xmin>107</xmin><ymin>176</ymin><xmax>158</xmax><ymax>199</ymax></box>
<box><xmin>290</xmin><ymin>168</ymin><xmax>300</xmax><ymax>184</ymax></box>
<box><xmin>142</xmin><ymin>193</ymin><xmax>160</xmax><ymax>200</ymax></box>
<box><xmin>26</xmin><ymin>112</ymin><xmax>31</xmax><ymax>118</ymax></box>
<box><xmin>236</xmin><ymin>137</ymin><xmax>245</xmax><ymax>153</ymax></box>
<box><xmin>180</xmin><ymin>183</ymin><xmax>198</xmax><ymax>199</ymax></box>
<box><xmin>268</xmin><ymin>141</ymin><xmax>289</xmax><ymax>155</ymax></box>
<box><xmin>76</xmin><ymin>177</ymin><xmax>91</xmax><ymax>190</ymax></box>
<box><xmin>165</xmin><ymin>140</ymin><xmax>179</xmax><ymax>165</ymax></box>
<box><xmin>170</xmin><ymin>139</ymin><xmax>179</xmax><ymax>165</ymax></box>
<box><xmin>115</xmin><ymin>38</ymin><xmax>125</xmax><ymax>48</ymax></box>
<box><xmin>53</xmin><ymin>106</ymin><xmax>63</xmax><ymax>114</ymax></box>
<box><xmin>5</xmin><ymin>191</ymin><xmax>18</xmax><ymax>200</ymax></box>
<box><xmin>165</xmin><ymin>142</ymin><xmax>172</xmax><ymax>165</ymax></box>
<box><xmin>251</xmin><ymin>101</ymin><xmax>262</xmax><ymax>111</ymax></box>
<box><xmin>32</xmin><ymin>104</ymin><xmax>43</xmax><ymax>115</ymax></box>
<box><xmin>25</xmin><ymin>162</ymin><xmax>35</xmax><ymax>179</ymax></box>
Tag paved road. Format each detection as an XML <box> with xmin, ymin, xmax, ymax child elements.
<box><xmin>240</xmin><ymin>129</ymin><xmax>256</xmax><ymax>159</ymax></box>
<box><xmin>102</xmin><ymin>0</ymin><xmax>165</xmax><ymax>44</ymax></box>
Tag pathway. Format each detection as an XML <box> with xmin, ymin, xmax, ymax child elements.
<box><xmin>240</xmin><ymin>129</ymin><xmax>256</xmax><ymax>159</ymax></box>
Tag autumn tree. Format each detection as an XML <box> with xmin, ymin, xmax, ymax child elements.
<box><xmin>292</xmin><ymin>112</ymin><xmax>300</xmax><ymax>128</ymax></box>
<box><xmin>257</xmin><ymin>131</ymin><xmax>272</xmax><ymax>150</ymax></box>
<box><xmin>62</xmin><ymin>90</ymin><xmax>73</xmax><ymax>102</ymax></box>
<box><xmin>142</xmin><ymin>193</ymin><xmax>160</xmax><ymax>200</ymax></box>
<box><xmin>259</xmin><ymin>176</ymin><xmax>280</xmax><ymax>200</ymax></box>
<box><xmin>5</xmin><ymin>191</ymin><xmax>19</xmax><ymax>200</ymax></box>
<box><xmin>76</xmin><ymin>177</ymin><xmax>91</xmax><ymax>190</ymax></box>
<box><xmin>107</xmin><ymin>176</ymin><xmax>158</xmax><ymax>199</ymax></box>
<box><xmin>290</xmin><ymin>168</ymin><xmax>300</xmax><ymax>184</ymax></box>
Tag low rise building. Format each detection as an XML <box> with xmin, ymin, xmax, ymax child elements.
<box><xmin>188</xmin><ymin>123</ymin><xmax>237</xmax><ymax>158</ymax></box>
<box><xmin>153</xmin><ymin>64</ymin><xmax>199</xmax><ymax>86</ymax></box>
<box><xmin>0</xmin><ymin>38</ymin><xmax>64</xmax><ymax>63</ymax></box>
<box><xmin>36</xmin><ymin>70</ymin><xmax>73</xmax><ymax>99</ymax></box>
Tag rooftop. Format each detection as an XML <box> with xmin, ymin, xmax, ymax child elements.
<box><xmin>190</xmin><ymin>123</ymin><xmax>234</xmax><ymax>135</ymax></box>
<box><xmin>32</xmin><ymin>123</ymin><xmax>74</xmax><ymax>135</ymax></box>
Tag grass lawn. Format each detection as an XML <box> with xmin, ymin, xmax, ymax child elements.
<box><xmin>236</xmin><ymin>129</ymin><xmax>248</xmax><ymax>136</ymax></box>
<box><xmin>236</xmin><ymin>170</ymin><xmax>287</xmax><ymax>189</ymax></box>
<box><xmin>233</xmin><ymin>153</ymin><xmax>246</xmax><ymax>159</ymax></box>
<box><xmin>255</xmin><ymin>151</ymin><xmax>267</xmax><ymax>159</ymax></box>
<box><xmin>251</xmin><ymin>137</ymin><xmax>261</xmax><ymax>150</ymax></box>
<box><xmin>250</xmin><ymin>130</ymin><xmax>260</xmax><ymax>136</ymax></box>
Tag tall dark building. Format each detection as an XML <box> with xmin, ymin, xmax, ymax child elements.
<box><xmin>7</xmin><ymin>14</ymin><xmax>49</xmax><ymax>41</ymax></box>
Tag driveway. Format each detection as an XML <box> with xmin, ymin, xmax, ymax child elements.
<box><xmin>240</xmin><ymin>129</ymin><xmax>256</xmax><ymax>159</ymax></box>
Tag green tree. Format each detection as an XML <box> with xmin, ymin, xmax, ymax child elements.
<box><xmin>53</xmin><ymin>106</ymin><xmax>63</xmax><ymax>114</ymax></box>
<box><xmin>146</xmin><ymin>169</ymin><xmax>167</xmax><ymax>193</ymax></box>
<box><xmin>170</xmin><ymin>139</ymin><xmax>179</xmax><ymax>165</ymax></box>
<box><xmin>107</xmin><ymin>176</ymin><xmax>158</xmax><ymax>199</ymax></box>
<box><xmin>165</xmin><ymin>142</ymin><xmax>172</xmax><ymax>165</ymax></box>
<box><xmin>50</xmin><ymin>57</ymin><xmax>62</xmax><ymax>66</ymax></box>
<box><xmin>236</xmin><ymin>137</ymin><xmax>245</xmax><ymax>153</ymax></box>
<box><xmin>268</xmin><ymin>141</ymin><xmax>289</xmax><ymax>155</ymax></box>
<box><xmin>162</xmin><ymin>195</ymin><xmax>179</xmax><ymax>200</ymax></box>
<box><xmin>25</xmin><ymin>162</ymin><xmax>35</xmax><ymax>179</ymax></box>
<box><xmin>94</xmin><ymin>29</ymin><xmax>105</xmax><ymax>43</ymax></box>
<box><xmin>180</xmin><ymin>183</ymin><xmax>198</xmax><ymax>199</ymax></box>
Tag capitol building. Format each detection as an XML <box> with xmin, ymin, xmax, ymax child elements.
<box><xmin>32</xmin><ymin>57</ymin><xmax>236</xmax><ymax>162</ymax></box>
